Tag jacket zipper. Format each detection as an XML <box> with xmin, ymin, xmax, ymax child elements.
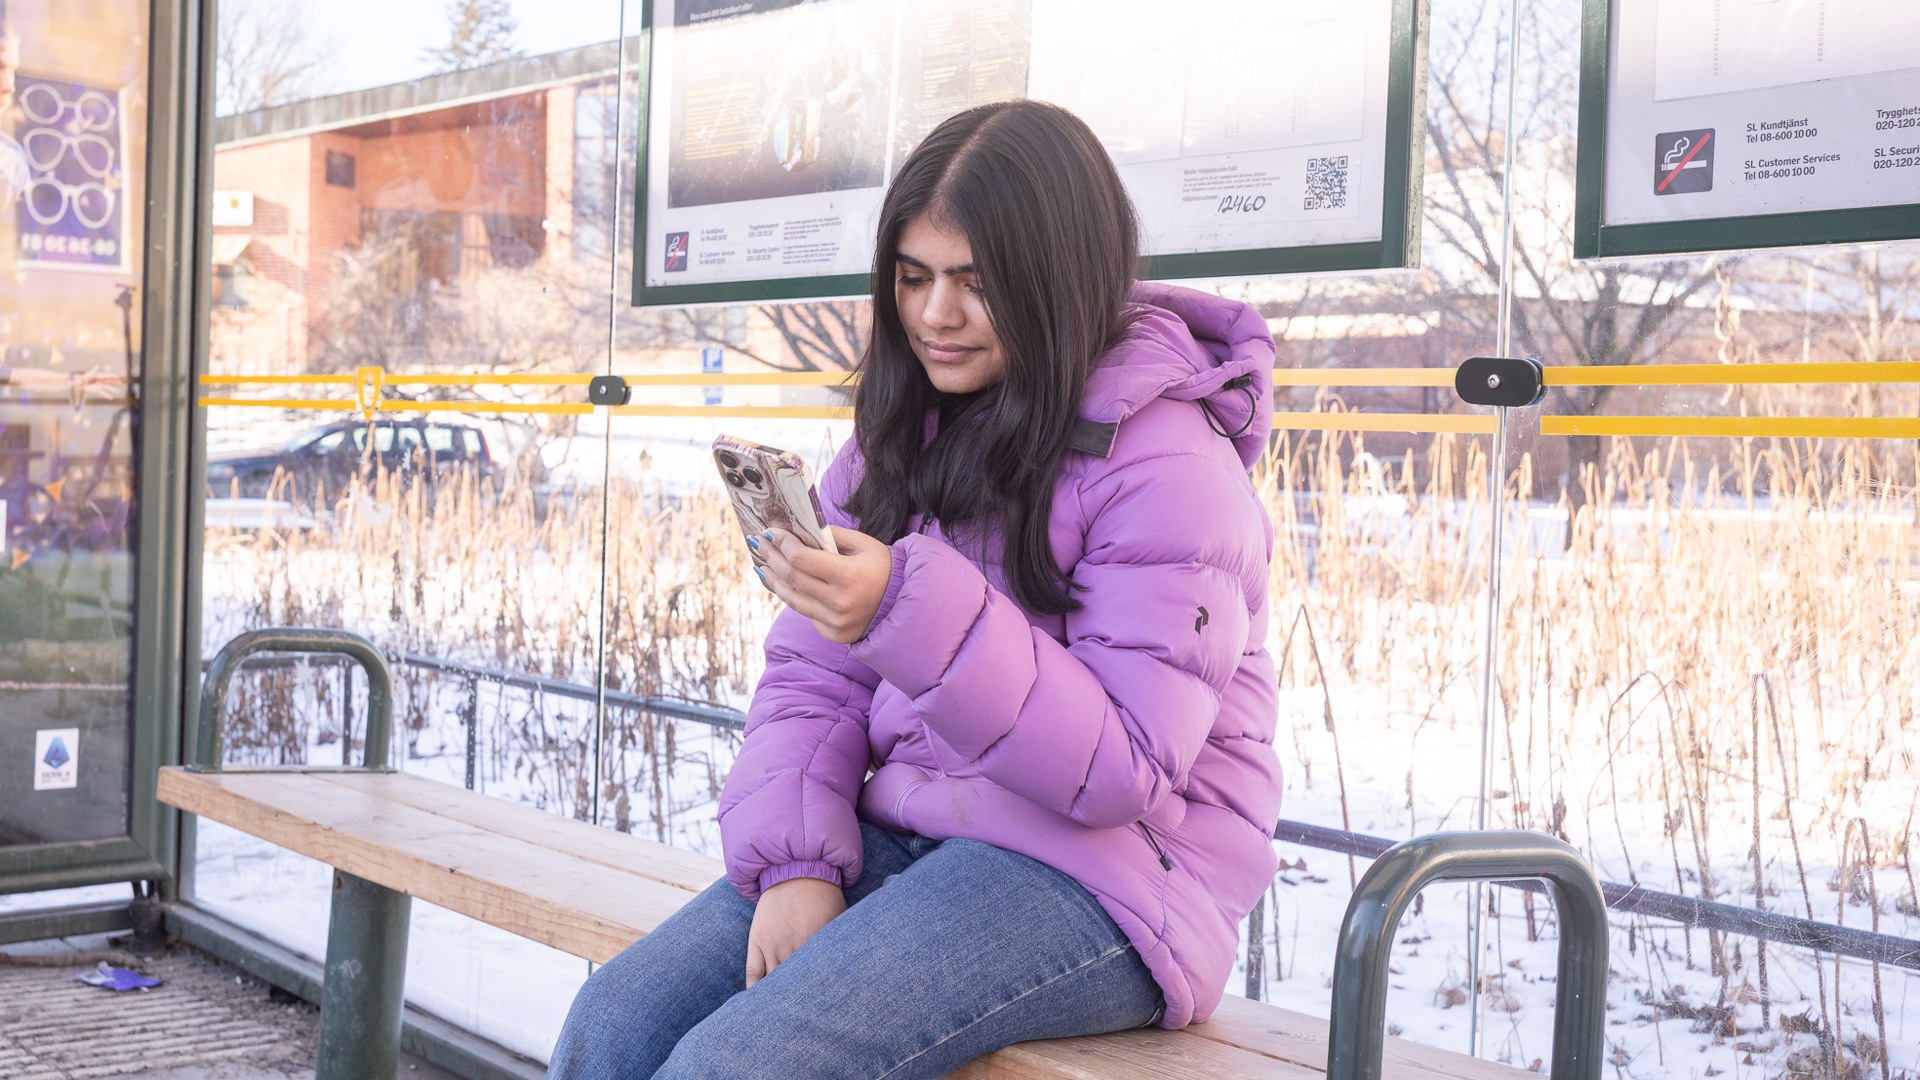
<box><xmin>1137</xmin><ymin>822</ymin><xmax>1173</xmax><ymax>871</ymax></box>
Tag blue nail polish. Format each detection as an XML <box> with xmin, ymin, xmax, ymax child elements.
<box><xmin>747</xmin><ymin>536</ymin><xmax>759</xmax><ymax>551</ymax></box>
<box><xmin>754</xmin><ymin>566</ymin><xmax>767</xmax><ymax>582</ymax></box>
<box><xmin>762</xmin><ymin>530</ymin><xmax>774</xmax><ymax>541</ymax></box>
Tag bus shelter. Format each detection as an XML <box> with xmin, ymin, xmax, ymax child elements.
<box><xmin>3</xmin><ymin>0</ymin><xmax>1919</xmax><ymax>1076</ymax></box>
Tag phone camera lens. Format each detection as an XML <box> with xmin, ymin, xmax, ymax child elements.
<box><xmin>725</xmin><ymin>470</ymin><xmax>746</xmax><ymax>488</ymax></box>
<box><xmin>716</xmin><ymin>450</ymin><xmax>739</xmax><ymax>469</ymax></box>
<box><xmin>742</xmin><ymin>467</ymin><xmax>764</xmax><ymax>486</ymax></box>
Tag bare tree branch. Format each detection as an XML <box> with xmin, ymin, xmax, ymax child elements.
<box><xmin>217</xmin><ymin>0</ymin><xmax>333</xmax><ymax>116</ymax></box>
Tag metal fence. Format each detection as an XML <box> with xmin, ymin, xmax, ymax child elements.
<box><xmin>211</xmin><ymin>648</ymin><xmax>1920</xmax><ymax>985</ymax></box>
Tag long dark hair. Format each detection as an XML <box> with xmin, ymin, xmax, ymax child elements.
<box><xmin>845</xmin><ymin>100</ymin><xmax>1138</xmax><ymax>615</ymax></box>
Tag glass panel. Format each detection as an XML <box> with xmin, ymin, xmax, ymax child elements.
<box><xmin>0</xmin><ymin>0</ymin><xmax>150</xmax><ymax>850</ymax></box>
<box><xmin>1490</xmin><ymin>253</ymin><xmax>1920</xmax><ymax>1073</ymax></box>
<box><xmin>190</xmin><ymin>820</ymin><xmax>582</xmax><ymax>1058</ymax></box>
<box><xmin>1234</xmin><ymin>0</ymin><xmax>1510</xmax><ymax>1043</ymax></box>
<box><xmin>600</xmin><ymin>1</ymin><xmax>1510</xmax><ymax>1059</ymax></box>
<box><xmin>1487</xmin><ymin>0</ymin><xmax>1920</xmax><ymax>1072</ymax></box>
<box><xmin>194</xmin><ymin>0</ymin><xmax>627</xmax><ymax>1059</ymax></box>
<box><xmin>603</xmin><ymin>0</ymin><xmax>856</xmax><ymax>856</ymax></box>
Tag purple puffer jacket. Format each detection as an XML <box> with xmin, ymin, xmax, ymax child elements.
<box><xmin>717</xmin><ymin>282</ymin><xmax>1282</xmax><ymax>1029</ymax></box>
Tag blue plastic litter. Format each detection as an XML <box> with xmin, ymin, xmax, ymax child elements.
<box><xmin>75</xmin><ymin>962</ymin><xmax>163</xmax><ymax>991</ymax></box>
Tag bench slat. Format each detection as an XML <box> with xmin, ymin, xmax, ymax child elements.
<box><xmin>945</xmin><ymin>1025</ymin><xmax>1322</xmax><ymax>1079</ymax></box>
<box><xmin>161</xmin><ymin>768</ymin><xmax>672</xmax><ymax>962</ymax></box>
<box><xmin>303</xmin><ymin>771</ymin><xmax>722</xmax><ymax>893</ymax></box>
<box><xmin>159</xmin><ymin>767</ymin><xmax>1537</xmax><ymax>1080</ymax></box>
<box><xmin>1196</xmin><ymin>997</ymin><xmax>1529</xmax><ymax>1080</ymax></box>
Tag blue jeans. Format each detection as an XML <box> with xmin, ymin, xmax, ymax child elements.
<box><xmin>549</xmin><ymin>821</ymin><xmax>1163</xmax><ymax>1079</ymax></box>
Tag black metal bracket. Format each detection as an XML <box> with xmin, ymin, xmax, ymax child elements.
<box><xmin>587</xmin><ymin>374</ymin><xmax>630</xmax><ymax>407</ymax></box>
<box><xmin>1454</xmin><ymin>356</ymin><xmax>1546</xmax><ymax>408</ymax></box>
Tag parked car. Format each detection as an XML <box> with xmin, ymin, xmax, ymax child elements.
<box><xmin>205</xmin><ymin>419</ymin><xmax>496</xmax><ymax>502</ymax></box>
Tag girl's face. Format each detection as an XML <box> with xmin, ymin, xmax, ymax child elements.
<box><xmin>894</xmin><ymin>214</ymin><xmax>1007</xmax><ymax>395</ymax></box>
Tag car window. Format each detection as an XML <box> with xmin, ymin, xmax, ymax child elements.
<box><xmin>395</xmin><ymin>426</ymin><xmax>423</xmax><ymax>451</ymax></box>
<box><xmin>350</xmin><ymin>427</ymin><xmax>369</xmax><ymax>452</ymax></box>
<box><xmin>424</xmin><ymin>425</ymin><xmax>455</xmax><ymax>453</ymax></box>
<box><xmin>311</xmin><ymin>431</ymin><xmax>347</xmax><ymax>454</ymax></box>
<box><xmin>461</xmin><ymin>430</ymin><xmax>482</xmax><ymax>456</ymax></box>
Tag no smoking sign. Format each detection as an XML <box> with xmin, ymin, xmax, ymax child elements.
<box><xmin>1655</xmin><ymin>128</ymin><xmax>1715</xmax><ymax>195</ymax></box>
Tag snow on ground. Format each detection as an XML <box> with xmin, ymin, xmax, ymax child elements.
<box><xmin>177</xmin><ymin>629</ymin><xmax>1920</xmax><ymax>1075</ymax></box>
<box><xmin>172</xmin><ymin>419</ymin><xmax>1920</xmax><ymax>1074</ymax></box>
<box><xmin>191</xmin><ymin>820</ymin><xmax>588</xmax><ymax>1063</ymax></box>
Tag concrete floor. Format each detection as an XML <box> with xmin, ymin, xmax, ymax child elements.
<box><xmin>0</xmin><ymin>932</ymin><xmax>466</xmax><ymax>1079</ymax></box>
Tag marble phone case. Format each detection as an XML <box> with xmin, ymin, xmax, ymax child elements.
<box><xmin>712</xmin><ymin>435</ymin><xmax>833</xmax><ymax>553</ymax></box>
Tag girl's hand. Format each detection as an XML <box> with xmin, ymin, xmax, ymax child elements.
<box><xmin>754</xmin><ymin>526</ymin><xmax>893</xmax><ymax>644</ymax></box>
<box><xmin>744</xmin><ymin>876</ymin><xmax>846</xmax><ymax>988</ymax></box>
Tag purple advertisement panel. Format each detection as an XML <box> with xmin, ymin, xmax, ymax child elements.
<box><xmin>12</xmin><ymin>75</ymin><xmax>125</xmax><ymax>271</ymax></box>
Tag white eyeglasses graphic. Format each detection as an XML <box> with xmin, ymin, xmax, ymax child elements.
<box><xmin>26</xmin><ymin>177</ymin><xmax>115</xmax><ymax>230</ymax></box>
<box><xmin>18</xmin><ymin>85</ymin><xmax>116</xmax><ymax>132</ymax></box>
<box><xmin>23</xmin><ymin>129</ymin><xmax>115</xmax><ymax>177</ymax></box>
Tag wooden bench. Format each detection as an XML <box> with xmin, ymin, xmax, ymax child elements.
<box><xmin>161</xmin><ymin>629</ymin><xmax>1605</xmax><ymax>1080</ymax></box>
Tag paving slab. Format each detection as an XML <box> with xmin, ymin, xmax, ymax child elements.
<box><xmin>0</xmin><ymin>933</ymin><xmax>464</xmax><ymax>1079</ymax></box>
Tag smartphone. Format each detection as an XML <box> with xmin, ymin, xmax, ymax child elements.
<box><xmin>712</xmin><ymin>435</ymin><xmax>834</xmax><ymax>554</ymax></box>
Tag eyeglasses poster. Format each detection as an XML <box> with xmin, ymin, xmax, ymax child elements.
<box><xmin>9</xmin><ymin>75</ymin><xmax>124</xmax><ymax>271</ymax></box>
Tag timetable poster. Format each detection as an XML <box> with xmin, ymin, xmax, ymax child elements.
<box><xmin>1600</xmin><ymin>0</ymin><xmax>1920</xmax><ymax>233</ymax></box>
<box><xmin>1026</xmin><ymin>0</ymin><xmax>1389</xmax><ymax>260</ymax></box>
<box><xmin>640</xmin><ymin>0</ymin><xmax>1407</xmax><ymax>298</ymax></box>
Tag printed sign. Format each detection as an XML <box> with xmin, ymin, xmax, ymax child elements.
<box><xmin>1582</xmin><ymin>0</ymin><xmax>1920</xmax><ymax>254</ymax></box>
<box><xmin>34</xmin><ymin>728</ymin><xmax>79</xmax><ymax>790</ymax></box>
<box><xmin>701</xmin><ymin>346</ymin><xmax>724</xmax><ymax>406</ymax></box>
<box><xmin>14</xmin><ymin>76</ymin><xmax>127</xmax><ymax>271</ymax></box>
<box><xmin>211</xmin><ymin>190</ymin><xmax>255</xmax><ymax>227</ymax></box>
<box><xmin>638</xmin><ymin>0</ymin><xmax>1418</xmax><ymax>302</ymax></box>
<box><xmin>1653</xmin><ymin>128</ymin><xmax>1714</xmax><ymax>195</ymax></box>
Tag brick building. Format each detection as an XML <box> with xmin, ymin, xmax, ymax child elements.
<box><xmin>209</xmin><ymin>42</ymin><xmax>633</xmax><ymax>375</ymax></box>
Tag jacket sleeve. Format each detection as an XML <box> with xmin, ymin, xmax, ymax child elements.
<box><xmin>717</xmin><ymin>451</ymin><xmax>880</xmax><ymax>900</ymax></box>
<box><xmin>848</xmin><ymin>449</ymin><xmax>1263</xmax><ymax>829</ymax></box>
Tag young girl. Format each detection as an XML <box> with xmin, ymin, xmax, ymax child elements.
<box><xmin>552</xmin><ymin>99</ymin><xmax>1281</xmax><ymax>1079</ymax></box>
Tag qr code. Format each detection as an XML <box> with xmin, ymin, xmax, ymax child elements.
<box><xmin>1305</xmin><ymin>156</ymin><xmax>1349</xmax><ymax>210</ymax></box>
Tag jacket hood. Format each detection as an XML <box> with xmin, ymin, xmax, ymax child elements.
<box><xmin>1079</xmin><ymin>282</ymin><xmax>1275</xmax><ymax>469</ymax></box>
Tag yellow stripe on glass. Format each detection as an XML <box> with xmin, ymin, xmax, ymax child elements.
<box><xmin>199</xmin><ymin>371</ymin><xmax>856</xmax><ymax>387</ymax></box>
<box><xmin>608</xmin><ymin>406</ymin><xmax>854</xmax><ymax>420</ymax></box>
<box><xmin>1542</xmin><ymin>416</ymin><xmax>1920</xmax><ymax>440</ymax></box>
<box><xmin>381</xmin><ymin>401</ymin><xmax>595</xmax><ymax>415</ymax></box>
<box><xmin>1542</xmin><ymin>361</ymin><xmax>1920</xmax><ymax>387</ymax></box>
<box><xmin>1271</xmin><ymin>412</ymin><xmax>1496</xmax><ymax>435</ymax></box>
<box><xmin>618</xmin><ymin>372</ymin><xmax>854</xmax><ymax>387</ymax></box>
<box><xmin>194</xmin><ymin>399</ymin><xmax>850</xmax><ymax>420</ymax></box>
<box><xmin>1271</xmin><ymin>367</ymin><xmax>1455</xmax><ymax>388</ymax></box>
<box><xmin>199</xmin><ymin>374</ymin><xmax>356</xmax><ymax>386</ymax></box>
<box><xmin>197</xmin><ymin>393</ymin><xmax>1499</xmax><ymax>435</ymax></box>
<box><xmin>197</xmin><ymin>397</ymin><xmax>359</xmax><ymax>411</ymax></box>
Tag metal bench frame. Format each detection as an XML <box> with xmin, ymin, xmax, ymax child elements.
<box><xmin>190</xmin><ymin>628</ymin><xmax>1610</xmax><ymax>1080</ymax></box>
<box><xmin>192</xmin><ymin>627</ymin><xmax>407</xmax><ymax>1080</ymax></box>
